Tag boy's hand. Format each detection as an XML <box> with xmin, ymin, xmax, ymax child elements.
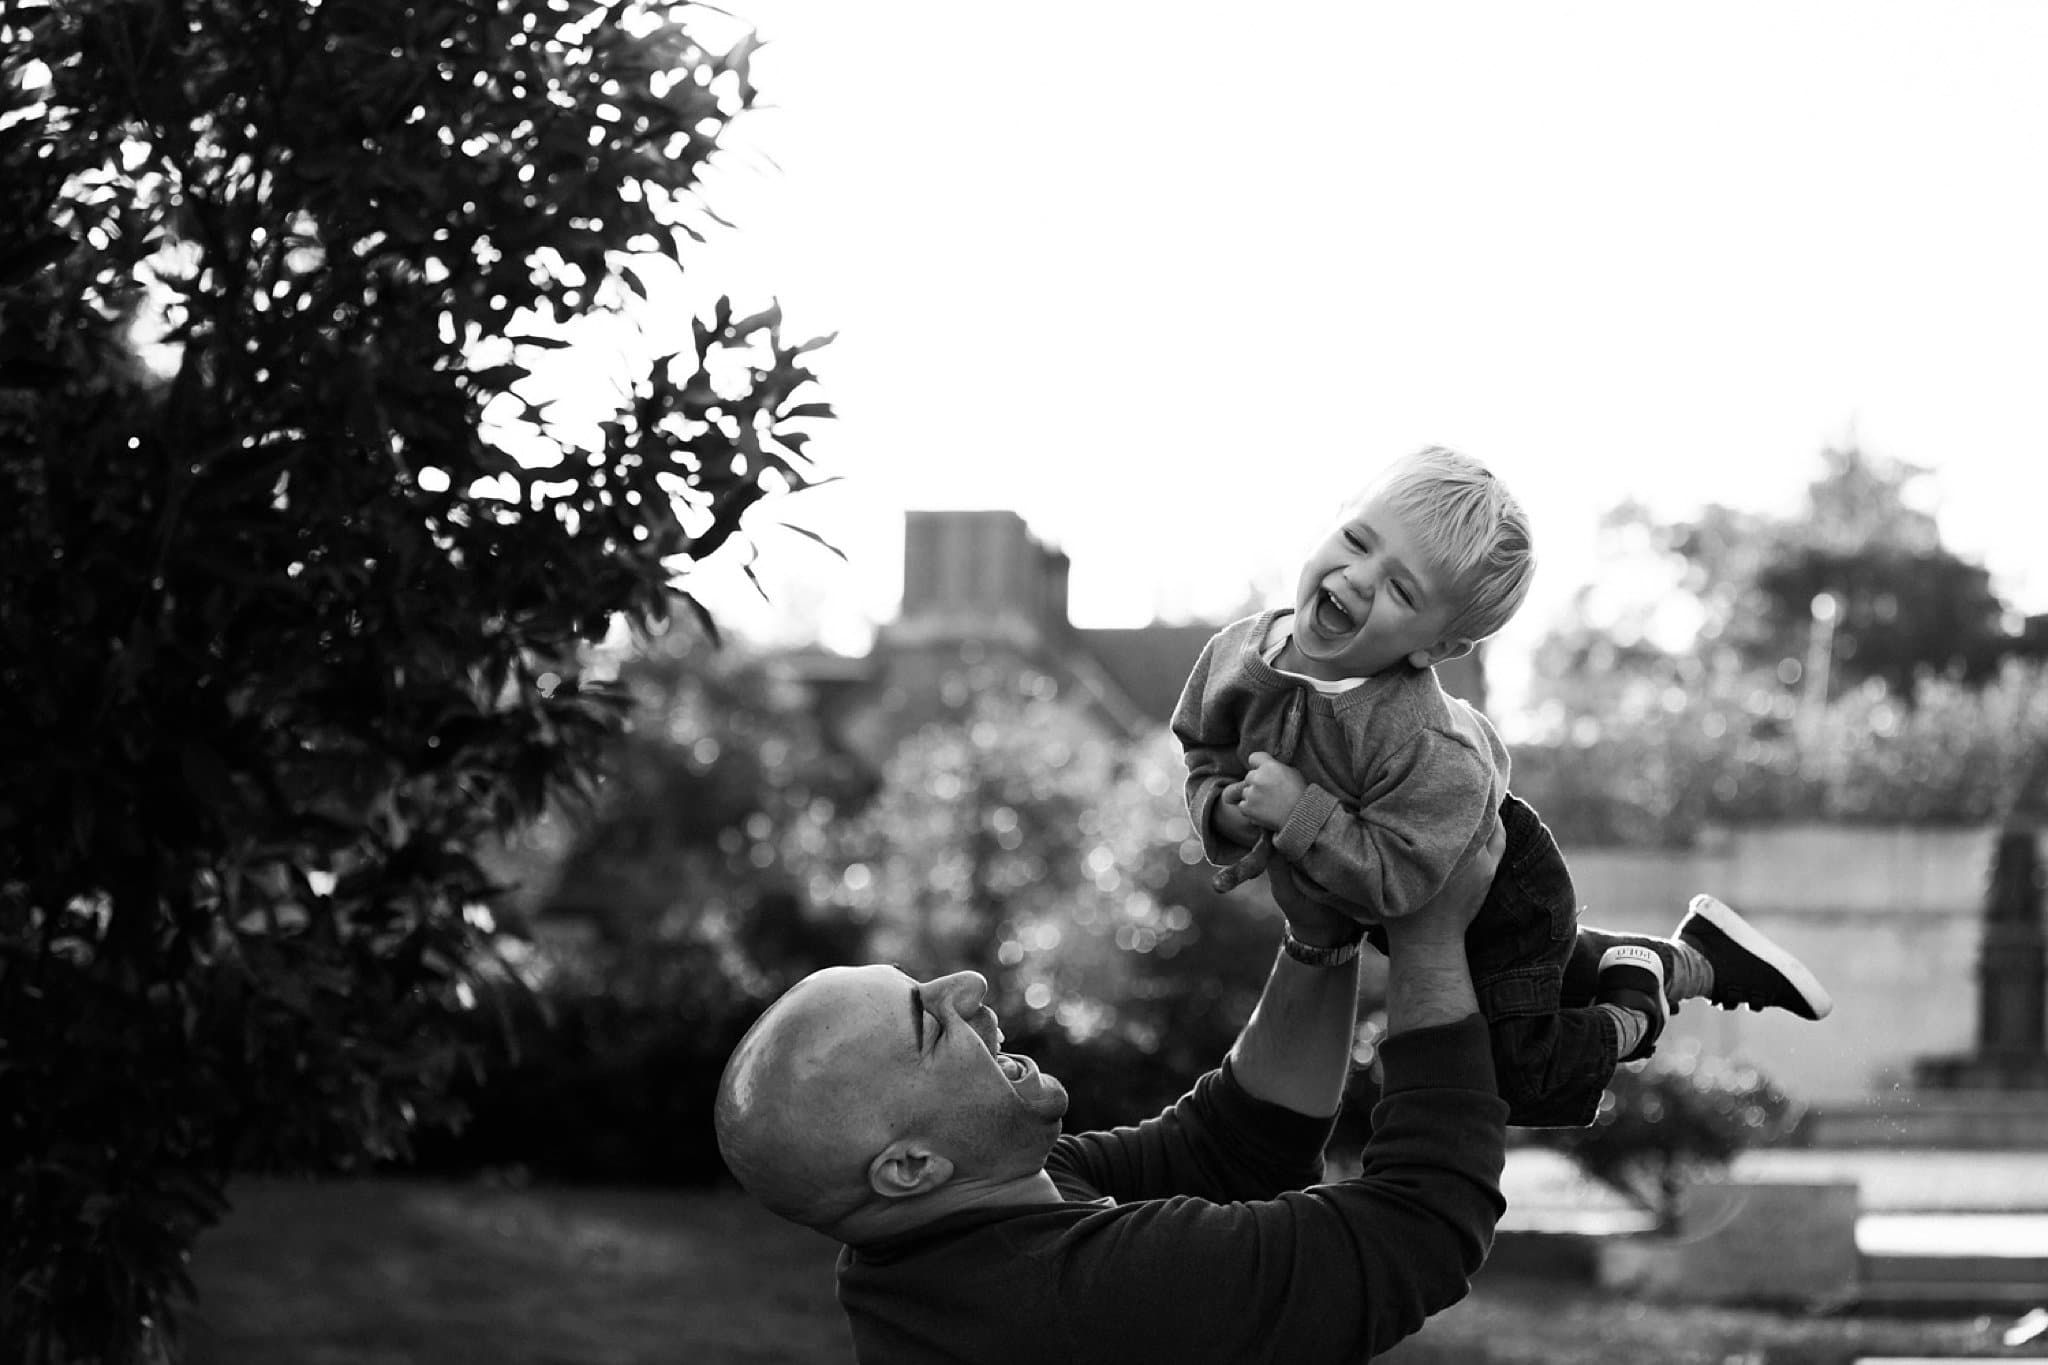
<box><xmin>1212</xmin><ymin>782</ymin><xmax>1262</xmax><ymax>847</ymax></box>
<box><xmin>1238</xmin><ymin>752</ymin><xmax>1307</xmax><ymax>830</ymax></box>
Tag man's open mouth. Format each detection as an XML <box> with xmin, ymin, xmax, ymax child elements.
<box><xmin>996</xmin><ymin>1054</ymin><xmax>1028</xmax><ymax>1082</ymax></box>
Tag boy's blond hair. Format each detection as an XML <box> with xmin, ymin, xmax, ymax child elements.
<box><xmin>1355</xmin><ymin>446</ymin><xmax>1533</xmax><ymax>645</ymax></box>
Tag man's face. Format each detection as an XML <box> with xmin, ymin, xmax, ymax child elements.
<box><xmin>1289</xmin><ymin>491</ymin><xmax>1465</xmax><ymax>681</ymax></box>
<box><xmin>788</xmin><ymin>965</ymin><xmax>1069</xmax><ymax>1182</ymax></box>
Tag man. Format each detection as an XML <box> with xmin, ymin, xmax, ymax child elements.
<box><xmin>714</xmin><ymin>824</ymin><xmax>1509</xmax><ymax>1363</ymax></box>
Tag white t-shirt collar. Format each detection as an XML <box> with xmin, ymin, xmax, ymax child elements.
<box><xmin>1261</xmin><ymin>615</ymin><xmax>1369</xmax><ymax>695</ymax></box>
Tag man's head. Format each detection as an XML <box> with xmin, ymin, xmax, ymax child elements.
<box><xmin>1289</xmin><ymin>445</ymin><xmax>1534</xmax><ymax>681</ymax></box>
<box><xmin>714</xmin><ymin>966</ymin><xmax>1068</xmax><ymax>1238</ymax></box>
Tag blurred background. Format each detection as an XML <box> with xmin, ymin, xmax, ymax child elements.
<box><xmin>8</xmin><ymin>2</ymin><xmax>2048</xmax><ymax>1363</ymax></box>
<box><xmin>663</xmin><ymin>0</ymin><xmax>2048</xmax><ymax>706</ymax></box>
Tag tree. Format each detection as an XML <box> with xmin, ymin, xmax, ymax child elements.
<box><xmin>1513</xmin><ymin>444</ymin><xmax>2048</xmax><ymax>845</ymax></box>
<box><xmin>0</xmin><ymin>3</ymin><xmax>829</xmax><ymax>1360</ymax></box>
<box><xmin>1605</xmin><ymin>444</ymin><xmax>2016</xmax><ymax>700</ymax></box>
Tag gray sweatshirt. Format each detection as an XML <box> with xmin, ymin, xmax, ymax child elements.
<box><xmin>1173</xmin><ymin>609</ymin><xmax>1508</xmax><ymax>921</ymax></box>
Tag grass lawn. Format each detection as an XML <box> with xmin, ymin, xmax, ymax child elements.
<box><xmin>185</xmin><ymin>1177</ymin><xmax>850</xmax><ymax>1364</ymax></box>
<box><xmin>186</xmin><ymin>1177</ymin><xmax>2043</xmax><ymax>1365</ymax></box>
<box><xmin>1383</xmin><ymin>1276</ymin><xmax>2041</xmax><ymax>1365</ymax></box>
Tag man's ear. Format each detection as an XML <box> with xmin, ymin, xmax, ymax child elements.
<box><xmin>1408</xmin><ymin>637</ymin><xmax>1474</xmax><ymax>670</ymax></box>
<box><xmin>869</xmin><ymin>1140</ymin><xmax>955</xmax><ymax>1200</ymax></box>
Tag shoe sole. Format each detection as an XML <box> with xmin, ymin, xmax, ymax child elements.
<box><xmin>1683</xmin><ymin>894</ymin><xmax>1835</xmax><ymax>1020</ymax></box>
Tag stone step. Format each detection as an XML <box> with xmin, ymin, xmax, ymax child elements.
<box><xmin>1490</xmin><ymin>1231</ymin><xmax>2048</xmax><ymax>1311</ymax></box>
<box><xmin>1860</xmin><ymin>1251</ymin><xmax>2048</xmax><ymax>1307</ymax></box>
<box><xmin>1802</xmin><ymin>1092</ymin><xmax>2048</xmax><ymax>1149</ymax></box>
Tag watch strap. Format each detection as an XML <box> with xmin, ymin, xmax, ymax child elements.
<box><xmin>1281</xmin><ymin>925</ymin><xmax>1365</xmax><ymax>967</ymax></box>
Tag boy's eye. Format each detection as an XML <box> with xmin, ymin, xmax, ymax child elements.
<box><xmin>1343</xmin><ymin>530</ymin><xmax>1369</xmax><ymax>554</ymax></box>
<box><xmin>1393</xmin><ymin>583</ymin><xmax>1414</xmax><ymax>608</ymax></box>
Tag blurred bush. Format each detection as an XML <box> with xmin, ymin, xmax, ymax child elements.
<box><xmin>420</xmin><ymin>655</ymin><xmax>1284</xmax><ymax>1183</ymax></box>
<box><xmin>414</xmin><ymin>629</ymin><xmax>872</xmax><ymax>1184</ymax></box>
<box><xmin>1528</xmin><ymin>1043</ymin><xmax>1797</xmax><ymax>1229</ymax></box>
<box><xmin>1515</xmin><ymin>659</ymin><xmax>2048</xmax><ymax>847</ymax></box>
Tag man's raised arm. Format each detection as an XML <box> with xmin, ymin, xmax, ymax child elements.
<box><xmin>1231</xmin><ymin>819</ymin><xmax>1502</xmax><ymax>1115</ymax></box>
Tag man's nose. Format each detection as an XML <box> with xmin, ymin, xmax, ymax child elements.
<box><xmin>923</xmin><ymin>971</ymin><xmax>988</xmax><ymax>1016</ymax></box>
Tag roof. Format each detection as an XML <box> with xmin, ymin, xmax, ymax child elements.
<box><xmin>1073</xmin><ymin>624</ymin><xmax>1221</xmax><ymax>726</ymax></box>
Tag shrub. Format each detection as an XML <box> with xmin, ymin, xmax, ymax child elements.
<box><xmin>1516</xmin><ymin>660</ymin><xmax>2048</xmax><ymax>847</ymax></box>
<box><xmin>1530</xmin><ymin>1042</ymin><xmax>1796</xmax><ymax>1229</ymax></box>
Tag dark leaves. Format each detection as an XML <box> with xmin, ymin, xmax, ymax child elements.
<box><xmin>1</xmin><ymin>1</ymin><xmax>832</xmax><ymax>1360</ymax></box>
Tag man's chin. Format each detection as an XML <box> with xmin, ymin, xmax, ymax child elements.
<box><xmin>1028</xmin><ymin>1072</ymin><xmax>1070</xmax><ymax>1122</ymax></box>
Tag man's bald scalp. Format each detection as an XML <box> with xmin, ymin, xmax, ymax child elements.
<box><xmin>714</xmin><ymin>969</ymin><xmax>886</xmax><ymax>1228</ymax></box>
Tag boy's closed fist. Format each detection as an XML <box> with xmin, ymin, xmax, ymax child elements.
<box><xmin>1212</xmin><ymin>782</ymin><xmax>1262</xmax><ymax>847</ymax></box>
<box><xmin>1238</xmin><ymin>751</ymin><xmax>1307</xmax><ymax>830</ymax></box>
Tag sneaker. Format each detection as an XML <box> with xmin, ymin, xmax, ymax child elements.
<box><xmin>1678</xmin><ymin>894</ymin><xmax>1834</xmax><ymax>1020</ymax></box>
<box><xmin>1597</xmin><ymin>944</ymin><xmax>1668</xmax><ymax>1063</ymax></box>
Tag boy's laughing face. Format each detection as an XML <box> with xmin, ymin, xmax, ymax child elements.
<box><xmin>1286</xmin><ymin>492</ymin><xmax>1470</xmax><ymax>681</ymax></box>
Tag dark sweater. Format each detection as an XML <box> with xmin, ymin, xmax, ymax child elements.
<box><xmin>834</xmin><ymin>1013</ymin><xmax>1508</xmax><ymax>1364</ymax></box>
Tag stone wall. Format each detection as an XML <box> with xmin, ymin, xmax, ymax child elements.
<box><xmin>1567</xmin><ymin>824</ymin><xmax>2010</xmax><ymax>1105</ymax></box>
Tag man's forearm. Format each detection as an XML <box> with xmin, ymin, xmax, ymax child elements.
<box><xmin>1226</xmin><ymin>944</ymin><xmax>1361</xmax><ymax>1118</ymax></box>
<box><xmin>1382</xmin><ymin>931</ymin><xmax>1479</xmax><ymax>1036</ymax></box>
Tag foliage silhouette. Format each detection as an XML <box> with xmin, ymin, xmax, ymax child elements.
<box><xmin>0</xmin><ymin>3</ymin><xmax>828</xmax><ymax>1360</ymax></box>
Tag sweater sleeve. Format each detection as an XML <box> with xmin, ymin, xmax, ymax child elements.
<box><xmin>1270</xmin><ymin>728</ymin><xmax>1497</xmax><ymax>919</ymax></box>
<box><xmin>1170</xmin><ymin>629</ymin><xmax>1254</xmax><ymax>867</ymax></box>
<box><xmin>1047</xmin><ymin>1057</ymin><xmax>1335</xmax><ymax>1207</ymax></box>
<box><xmin>1051</xmin><ymin>1015</ymin><xmax>1508</xmax><ymax>1365</ymax></box>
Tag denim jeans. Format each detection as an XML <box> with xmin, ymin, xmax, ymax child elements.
<box><xmin>1361</xmin><ymin>793</ymin><xmax>1620</xmax><ymax>1128</ymax></box>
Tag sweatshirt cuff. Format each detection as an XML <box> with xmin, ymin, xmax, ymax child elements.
<box><xmin>1215</xmin><ymin>1055</ymin><xmax>1344</xmax><ymax>1149</ymax></box>
<box><xmin>1378</xmin><ymin>1013</ymin><xmax>1498</xmax><ymax>1099</ymax></box>
<box><xmin>1272</xmin><ymin>783</ymin><xmax>1341</xmax><ymax>861</ymax></box>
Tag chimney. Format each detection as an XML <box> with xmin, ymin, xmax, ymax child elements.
<box><xmin>897</xmin><ymin>510</ymin><xmax>1069</xmax><ymax>642</ymax></box>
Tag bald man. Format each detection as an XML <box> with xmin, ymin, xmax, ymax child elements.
<box><xmin>715</xmin><ymin>825</ymin><xmax>1509</xmax><ymax>1364</ymax></box>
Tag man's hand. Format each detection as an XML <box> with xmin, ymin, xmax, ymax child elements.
<box><xmin>1237</xmin><ymin>751</ymin><xmax>1307</xmax><ymax>831</ymax></box>
<box><xmin>1212</xmin><ymin>782</ymin><xmax>1263</xmax><ymax>847</ymax></box>
<box><xmin>1386</xmin><ymin>818</ymin><xmax>1504</xmax><ymax>950</ymax></box>
<box><xmin>1380</xmin><ymin>818</ymin><xmax>1504</xmax><ymax>1037</ymax></box>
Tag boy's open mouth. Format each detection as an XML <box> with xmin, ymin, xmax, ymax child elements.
<box><xmin>1312</xmin><ymin>587</ymin><xmax>1359</xmax><ymax>638</ymax></box>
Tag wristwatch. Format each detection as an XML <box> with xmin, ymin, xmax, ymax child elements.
<box><xmin>1281</xmin><ymin>924</ymin><xmax>1366</xmax><ymax>967</ymax></box>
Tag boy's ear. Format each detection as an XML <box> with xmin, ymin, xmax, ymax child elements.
<box><xmin>869</xmin><ymin>1140</ymin><xmax>954</xmax><ymax>1200</ymax></box>
<box><xmin>1408</xmin><ymin>638</ymin><xmax>1474</xmax><ymax>670</ymax></box>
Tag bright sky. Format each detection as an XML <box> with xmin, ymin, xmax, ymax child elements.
<box><xmin>623</xmin><ymin>0</ymin><xmax>2048</xmax><ymax>720</ymax></box>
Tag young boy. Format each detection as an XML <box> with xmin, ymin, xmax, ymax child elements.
<box><xmin>1172</xmin><ymin>446</ymin><xmax>1832</xmax><ymax>1126</ymax></box>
